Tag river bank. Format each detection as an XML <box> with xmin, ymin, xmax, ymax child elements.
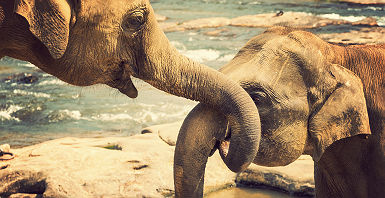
<box><xmin>0</xmin><ymin>122</ymin><xmax>314</xmax><ymax>198</ymax></box>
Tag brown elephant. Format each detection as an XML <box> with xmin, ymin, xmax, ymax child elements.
<box><xmin>0</xmin><ymin>0</ymin><xmax>261</xmax><ymax>188</ymax></box>
<box><xmin>174</xmin><ymin>27</ymin><xmax>384</xmax><ymax>198</ymax></box>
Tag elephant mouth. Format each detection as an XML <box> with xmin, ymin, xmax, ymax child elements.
<box><xmin>107</xmin><ymin>60</ymin><xmax>138</xmax><ymax>98</ymax></box>
<box><xmin>219</xmin><ymin>140</ymin><xmax>230</xmax><ymax>157</ymax></box>
<box><xmin>106</xmin><ymin>61</ymin><xmax>138</xmax><ymax>98</ymax></box>
<box><xmin>112</xmin><ymin>76</ymin><xmax>138</xmax><ymax>98</ymax></box>
<box><xmin>219</xmin><ymin>128</ymin><xmax>231</xmax><ymax>158</ymax></box>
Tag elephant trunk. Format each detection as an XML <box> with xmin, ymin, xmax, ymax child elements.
<box><xmin>136</xmin><ymin>25</ymin><xmax>261</xmax><ymax>172</ymax></box>
<box><xmin>174</xmin><ymin>104</ymin><xmax>228</xmax><ymax>197</ymax></box>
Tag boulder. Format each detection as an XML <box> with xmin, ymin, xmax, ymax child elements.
<box><xmin>0</xmin><ymin>122</ymin><xmax>315</xmax><ymax>197</ymax></box>
<box><xmin>236</xmin><ymin>155</ymin><xmax>315</xmax><ymax>196</ymax></box>
<box><xmin>163</xmin><ymin>17</ymin><xmax>231</xmax><ymax>32</ymax></box>
<box><xmin>0</xmin><ymin>134</ymin><xmax>235</xmax><ymax>197</ymax></box>
<box><xmin>0</xmin><ymin>65</ymin><xmax>13</xmax><ymax>74</ymax></box>
<box><xmin>230</xmin><ymin>12</ymin><xmax>349</xmax><ymax>29</ymax></box>
<box><xmin>155</xmin><ymin>13</ymin><xmax>168</xmax><ymax>22</ymax></box>
<box><xmin>340</xmin><ymin>0</ymin><xmax>385</xmax><ymax>4</ymax></box>
<box><xmin>351</xmin><ymin>17</ymin><xmax>378</xmax><ymax>26</ymax></box>
<box><xmin>1</xmin><ymin>73</ymin><xmax>40</xmax><ymax>84</ymax></box>
<box><xmin>160</xmin><ymin>12</ymin><xmax>378</xmax><ymax>32</ymax></box>
<box><xmin>203</xmin><ymin>28</ymin><xmax>235</xmax><ymax>37</ymax></box>
<box><xmin>141</xmin><ymin>121</ymin><xmax>183</xmax><ymax>146</ymax></box>
<box><xmin>320</xmin><ymin>27</ymin><xmax>385</xmax><ymax>45</ymax></box>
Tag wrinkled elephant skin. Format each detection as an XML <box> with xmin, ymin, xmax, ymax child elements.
<box><xmin>174</xmin><ymin>27</ymin><xmax>384</xmax><ymax>198</ymax></box>
<box><xmin>0</xmin><ymin>0</ymin><xmax>262</xmax><ymax>196</ymax></box>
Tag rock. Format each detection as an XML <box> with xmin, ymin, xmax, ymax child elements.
<box><xmin>236</xmin><ymin>155</ymin><xmax>315</xmax><ymax>196</ymax></box>
<box><xmin>158</xmin><ymin>21</ymin><xmax>180</xmax><ymax>32</ymax></box>
<box><xmin>9</xmin><ymin>193</ymin><xmax>42</xmax><ymax>198</ymax></box>
<box><xmin>18</xmin><ymin>75</ymin><xmax>38</xmax><ymax>84</ymax></box>
<box><xmin>141</xmin><ymin>121</ymin><xmax>183</xmax><ymax>146</ymax></box>
<box><xmin>0</xmin><ymin>134</ymin><xmax>235</xmax><ymax>197</ymax></box>
<box><xmin>2</xmin><ymin>73</ymin><xmax>39</xmax><ymax>84</ymax></box>
<box><xmin>351</xmin><ymin>17</ymin><xmax>378</xmax><ymax>26</ymax></box>
<box><xmin>0</xmin><ymin>144</ymin><xmax>10</xmax><ymax>153</ymax></box>
<box><xmin>0</xmin><ymin>65</ymin><xmax>13</xmax><ymax>74</ymax></box>
<box><xmin>155</xmin><ymin>13</ymin><xmax>168</xmax><ymax>22</ymax></box>
<box><xmin>319</xmin><ymin>27</ymin><xmax>385</xmax><ymax>45</ymax></box>
<box><xmin>204</xmin><ymin>28</ymin><xmax>235</xmax><ymax>37</ymax></box>
<box><xmin>163</xmin><ymin>17</ymin><xmax>231</xmax><ymax>32</ymax></box>
<box><xmin>1</xmin><ymin>122</ymin><xmax>316</xmax><ymax>197</ymax></box>
<box><xmin>231</xmin><ymin>12</ymin><xmax>351</xmax><ymax>29</ymax></box>
<box><xmin>0</xmin><ymin>144</ymin><xmax>14</xmax><ymax>161</ymax></box>
<box><xmin>143</xmin><ymin>122</ymin><xmax>315</xmax><ymax>196</ymax></box>
<box><xmin>340</xmin><ymin>0</ymin><xmax>385</xmax><ymax>4</ymax></box>
<box><xmin>159</xmin><ymin>12</ymin><xmax>378</xmax><ymax>32</ymax></box>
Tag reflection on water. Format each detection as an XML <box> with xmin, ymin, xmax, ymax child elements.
<box><xmin>205</xmin><ymin>187</ymin><xmax>295</xmax><ymax>198</ymax></box>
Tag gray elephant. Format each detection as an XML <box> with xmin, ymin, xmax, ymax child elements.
<box><xmin>174</xmin><ymin>27</ymin><xmax>385</xmax><ymax>198</ymax></box>
<box><xmin>0</xmin><ymin>0</ymin><xmax>261</xmax><ymax>169</ymax></box>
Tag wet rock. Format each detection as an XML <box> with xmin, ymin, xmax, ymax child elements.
<box><xmin>160</xmin><ymin>12</ymin><xmax>378</xmax><ymax>32</ymax></box>
<box><xmin>236</xmin><ymin>155</ymin><xmax>315</xmax><ymax>196</ymax></box>
<box><xmin>158</xmin><ymin>21</ymin><xmax>180</xmax><ymax>31</ymax></box>
<box><xmin>231</xmin><ymin>12</ymin><xmax>363</xmax><ymax>29</ymax></box>
<box><xmin>340</xmin><ymin>0</ymin><xmax>385</xmax><ymax>4</ymax></box>
<box><xmin>0</xmin><ymin>133</ymin><xmax>235</xmax><ymax>197</ymax></box>
<box><xmin>0</xmin><ymin>144</ymin><xmax>10</xmax><ymax>153</ymax></box>
<box><xmin>351</xmin><ymin>17</ymin><xmax>378</xmax><ymax>26</ymax></box>
<box><xmin>0</xmin><ymin>122</ymin><xmax>315</xmax><ymax>197</ymax></box>
<box><xmin>0</xmin><ymin>65</ymin><xmax>13</xmax><ymax>74</ymax></box>
<box><xmin>320</xmin><ymin>27</ymin><xmax>385</xmax><ymax>45</ymax></box>
<box><xmin>141</xmin><ymin>121</ymin><xmax>183</xmax><ymax>146</ymax></box>
<box><xmin>18</xmin><ymin>75</ymin><xmax>38</xmax><ymax>84</ymax></box>
<box><xmin>155</xmin><ymin>13</ymin><xmax>167</xmax><ymax>22</ymax></box>
<box><xmin>204</xmin><ymin>28</ymin><xmax>235</xmax><ymax>37</ymax></box>
<box><xmin>163</xmin><ymin>17</ymin><xmax>231</xmax><ymax>32</ymax></box>
<box><xmin>9</xmin><ymin>193</ymin><xmax>43</xmax><ymax>198</ymax></box>
<box><xmin>2</xmin><ymin>73</ymin><xmax>39</xmax><ymax>84</ymax></box>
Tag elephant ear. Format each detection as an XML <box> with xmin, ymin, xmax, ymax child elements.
<box><xmin>14</xmin><ymin>0</ymin><xmax>73</xmax><ymax>59</ymax></box>
<box><xmin>308</xmin><ymin>64</ymin><xmax>371</xmax><ymax>162</ymax></box>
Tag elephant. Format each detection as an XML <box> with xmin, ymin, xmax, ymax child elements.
<box><xmin>174</xmin><ymin>26</ymin><xmax>385</xmax><ymax>198</ymax></box>
<box><xmin>0</xmin><ymin>0</ymin><xmax>261</xmax><ymax>170</ymax></box>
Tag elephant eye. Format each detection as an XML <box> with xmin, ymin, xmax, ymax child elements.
<box><xmin>252</xmin><ymin>91</ymin><xmax>270</xmax><ymax>105</ymax></box>
<box><xmin>121</xmin><ymin>9</ymin><xmax>146</xmax><ymax>32</ymax></box>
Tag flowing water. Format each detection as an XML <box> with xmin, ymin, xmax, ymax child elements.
<box><xmin>0</xmin><ymin>1</ymin><xmax>384</xmax><ymax>196</ymax></box>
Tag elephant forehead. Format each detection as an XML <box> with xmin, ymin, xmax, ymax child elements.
<box><xmin>79</xmin><ymin>0</ymin><xmax>148</xmax><ymax>20</ymax></box>
<box><xmin>235</xmin><ymin>52</ymin><xmax>306</xmax><ymax>90</ymax></box>
<box><xmin>82</xmin><ymin>0</ymin><xmax>146</xmax><ymax>9</ymax></box>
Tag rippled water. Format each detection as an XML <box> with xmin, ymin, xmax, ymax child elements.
<box><xmin>205</xmin><ymin>186</ymin><xmax>294</xmax><ymax>198</ymax></box>
<box><xmin>1</xmin><ymin>0</ymin><xmax>384</xmax><ymax>148</ymax></box>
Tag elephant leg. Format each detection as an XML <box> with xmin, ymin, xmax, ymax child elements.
<box><xmin>174</xmin><ymin>103</ymin><xmax>228</xmax><ymax>198</ymax></box>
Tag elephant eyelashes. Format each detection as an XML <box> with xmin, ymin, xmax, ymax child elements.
<box><xmin>121</xmin><ymin>9</ymin><xmax>146</xmax><ymax>32</ymax></box>
<box><xmin>252</xmin><ymin>91</ymin><xmax>269</xmax><ymax>105</ymax></box>
<box><xmin>241</xmin><ymin>82</ymin><xmax>280</xmax><ymax>106</ymax></box>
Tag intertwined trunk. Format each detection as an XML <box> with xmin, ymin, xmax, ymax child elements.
<box><xmin>133</xmin><ymin>16</ymin><xmax>261</xmax><ymax>197</ymax></box>
<box><xmin>137</xmin><ymin>22</ymin><xmax>261</xmax><ymax>171</ymax></box>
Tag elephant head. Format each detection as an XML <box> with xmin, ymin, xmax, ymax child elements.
<box><xmin>174</xmin><ymin>27</ymin><xmax>371</xmax><ymax>197</ymax></box>
<box><xmin>0</xmin><ymin>0</ymin><xmax>260</xmax><ymax>172</ymax></box>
